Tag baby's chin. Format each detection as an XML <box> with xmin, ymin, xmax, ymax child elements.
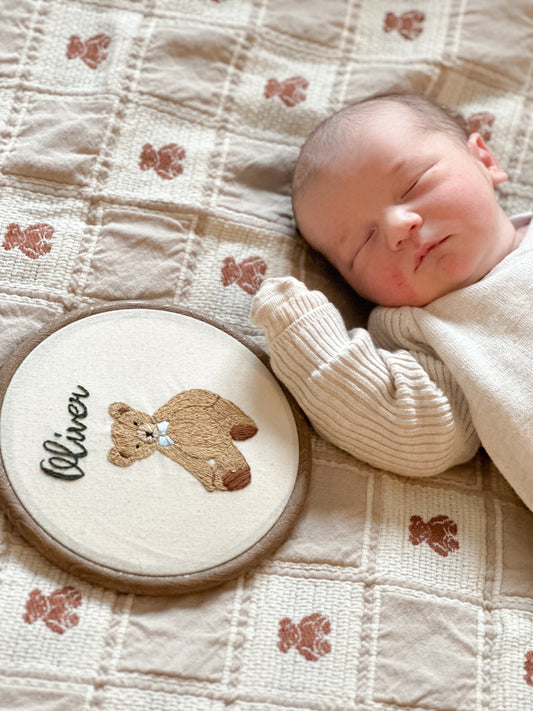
<box><xmin>359</xmin><ymin>282</ymin><xmax>458</xmax><ymax>308</ymax></box>
<box><xmin>360</xmin><ymin>258</ymin><xmax>490</xmax><ymax>307</ymax></box>
<box><xmin>352</xmin><ymin>278</ymin><xmax>423</xmax><ymax>307</ymax></box>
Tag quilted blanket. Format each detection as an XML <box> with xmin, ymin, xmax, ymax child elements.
<box><xmin>1</xmin><ymin>1</ymin><xmax>533</xmax><ymax>709</ymax></box>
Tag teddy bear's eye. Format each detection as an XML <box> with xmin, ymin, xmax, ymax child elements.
<box><xmin>133</xmin><ymin>421</ymin><xmax>138</xmax><ymax>426</ymax></box>
<box><xmin>136</xmin><ymin>444</ymin><xmax>140</xmax><ymax>449</ymax></box>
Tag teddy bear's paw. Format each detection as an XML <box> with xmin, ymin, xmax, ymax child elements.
<box><xmin>222</xmin><ymin>467</ymin><xmax>251</xmax><ymax>491</ymax></box>
<box><xmin>230</xmin><ymin>423</ymin><xmax>258</xmax><ymax>441</ymax></box>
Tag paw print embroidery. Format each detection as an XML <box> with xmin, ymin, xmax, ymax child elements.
<box><xmin>278</xmin><ymin>613</ymin><xmax>332</xmax><ymax>661</ymax></box>
<box><xmin>265</xmin><ymin>76</ymin><xmax>308</xmax><ymax>107</ymax></box>
<box><xmin>409</xmin><ymin>514</ymin><xmax>460</xmax><ymax>557</ymax></box>
<box><xmin>221</xmin><ymin>256</ymin><xmax>267</xmax><ymax>295</ymax></box>
<box><xmin>3</xmin><ymin>223</ymin><xmax>54</xmax><ymax>259</ymax></box>
<box><xmin>66</xmin><ymin>34</ymin><xmax>110</xmax><ymax>69</ymax></box>
<box><xmin>525</xmin><ymin>651</ymin><xmax>533</xmax><ymax>686</ymax></box>
<box><xmin>384</xmin><ymin>10</ymin><xmax>425</xmax><ymax>40</ymax></box>
<box><xmin>139</xmin><ymin>143</ymin><xmax>186</xmax><ymax>180</ymax></box>
<box><xmin>23</xmin><ymin>587</ymin><xmax>82</xmax><ymax>634</ymax></box>
<box><xmin>467</xmin><ymin>112</ymin><xmax>495</xmax><ymax>142</ymax></box>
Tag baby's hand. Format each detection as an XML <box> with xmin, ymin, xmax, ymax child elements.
<box><xmin>252</xmin><ymin>275</ymin><xmax>308</xmax><ymax>308</ymax></box>
<box><xmin>251</xmin><ymin>276</ymin><xmax>329</xmax><ymax>341</ymax></box>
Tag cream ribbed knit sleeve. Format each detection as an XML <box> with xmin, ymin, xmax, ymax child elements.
<box><xmin>251</xmin><ymin>277</ymin><xmax>479</xmax><ymax>476</ymax></box>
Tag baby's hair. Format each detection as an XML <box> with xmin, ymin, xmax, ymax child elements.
<box><xmin>292</xmin><ymin>92</ymin><xmax>468</xmax><ymax>223</ymax></box>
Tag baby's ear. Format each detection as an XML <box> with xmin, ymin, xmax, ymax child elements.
<box><xmin>467</xmin><ymin>132</ymin><xmax>507</xmax><ymax>186</ymax></box>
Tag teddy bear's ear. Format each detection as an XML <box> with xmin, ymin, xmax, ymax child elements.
<box><xmin>107</xmin><ymin>447</ymin><xmax>134</xmax><ymax>467</ymax></box>
<box><xmin>109</xmin><ymin>402</ymin><xmax>132</xmax><ymax>419</ymax></box>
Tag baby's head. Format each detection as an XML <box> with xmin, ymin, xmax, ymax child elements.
<box><xmin>292</xmin><ymin>93</ymin><xmax>515</xmax><ymax>306</ymax></box>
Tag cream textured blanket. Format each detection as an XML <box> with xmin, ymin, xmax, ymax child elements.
<box><xmin>1</xmin><ymin>1</ymin><xmax>533</xmax><ymax>710</ymax></box>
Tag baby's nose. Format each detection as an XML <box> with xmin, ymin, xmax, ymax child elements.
<box><xmin>384</xmin><ymin>206</ymin><xmax>423</xmax><ymax>250</ymax></box>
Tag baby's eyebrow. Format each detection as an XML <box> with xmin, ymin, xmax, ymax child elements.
<box><xmin>337</xmin><ymin>230</ymin><xmax>349</xmax><ymax>247</ymax></box>
<box><xmin>389</xmin><ymin>157</ymin><xmax>409</xmax><ymax>176</ymax></box>
<box><xmin>334</xmin><ymin>230</ymin><xmax>358</xmax><ymax>266</ymax></box>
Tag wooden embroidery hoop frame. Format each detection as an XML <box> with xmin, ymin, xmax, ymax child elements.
<box><xmin>0</xmin><ymin>303</ymin><xmax>311</xmax><ymax>596</ymax></box>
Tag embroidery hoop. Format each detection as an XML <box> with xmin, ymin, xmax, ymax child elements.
<box><xmin>0</xmin><ymin>304</ymin><xmax>310</xmax><ymax>595</ymax></box>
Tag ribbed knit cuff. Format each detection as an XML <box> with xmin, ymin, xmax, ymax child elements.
<box><xmin>250</xmin><ymin>276</ymin><xmax>329</xmax><ymax>341</ymax></box>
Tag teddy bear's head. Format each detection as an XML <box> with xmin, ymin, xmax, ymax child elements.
<box><xmin>108</xmin><ymin>402</ymin><xmax>159</xmax><ymax>467</ymax></box>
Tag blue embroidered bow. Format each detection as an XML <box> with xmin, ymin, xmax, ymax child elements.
<box><xmin>157</xmin><ymin>421</ymin><xmax>175</xmax><ymax>447</ymax></box>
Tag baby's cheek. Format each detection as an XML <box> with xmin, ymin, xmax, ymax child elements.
<box><xmin>374</xmin><ymin>267</ymin><xmax>418</xmax><ymax>306</ymax></box>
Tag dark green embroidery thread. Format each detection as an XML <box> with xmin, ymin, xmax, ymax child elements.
<box><xmin>40</xmin><ymin>386</ymin><xmax>89</xmax><ymax>481</ymax></box>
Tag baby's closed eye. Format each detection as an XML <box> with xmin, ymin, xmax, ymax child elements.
<box><xmin>351</xmin><ymin>228</ymin><xmax>376</xmax><ymax>268</ymax></box>
<box><xmin>401</xmin><ymin>162</ymin><xmax>437</xmax><ymax>200</ymax></box>
<box><xmin>402</xmin><ymin>178</ymin><xmax>421</xmax><ymax>199</ymax></box>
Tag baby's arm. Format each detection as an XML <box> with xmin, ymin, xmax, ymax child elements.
<box><xmin>251</xmin><ymin>277</ymin><xmax>480</xmax><ymax>476</ymax></box>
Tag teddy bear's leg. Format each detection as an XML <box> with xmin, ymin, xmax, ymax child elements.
<box><xmin>210</xmin><ymin>397</ymin><xmax>258</xmax><ymax>441</ymax></box>
<box><xmin>158</xmin><ymin>445</ymin><xmax>217</xmax><ymax>492</ymax></box>
<box><xmin>211</xmin><ymin>445</ymin><xmax>252</xmax><ymax>491</ymax></box>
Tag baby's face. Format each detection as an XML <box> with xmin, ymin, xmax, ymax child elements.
<box><xmin>296</xmin><ymin>105</ymin><xmax>515</xmax><ymax>306</ymax></box>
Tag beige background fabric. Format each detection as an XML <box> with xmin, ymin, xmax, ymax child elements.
<box><xmin>0</xmin><ymin>0</ymin><xmax>533</xmax><ymax>709</ymax></box>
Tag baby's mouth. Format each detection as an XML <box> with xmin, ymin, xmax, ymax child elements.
<box><xmin>414</xmin><ymin>236</ymin><xmax>450</xmax><ymax>270</ymax></box>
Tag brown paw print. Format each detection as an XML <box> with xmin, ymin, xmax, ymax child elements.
<box><xmin>409</xmin><ymin>514</ymin><xmax>460</xmax><ymax>557</ymax></box>
<box><xmin>221</xmin><ymin>256</ymin><xmax>267</xmax><ymax>295</ymax></box>
<box><xmin>525</xmin><ymin>651</ymin><xmax>533</xmax><ymax>686</ymax></box>
<box><xmin>139</xmin><ymin>143</ymin><xmax>186</xmax><ymax>180</ymax></box>
<box><xmin>265</xmin><ymin>76</ymin><xmax>309</xmax><ymax>107</ymax></box>
<box><xmin>23</xmin><ymin>587</ymin><xmax>82</xmax><ymax>634</ymax></box>
<box><xmin>278</xmin><ymin>613</ymin><xmax>332</xmax><ymax>661</ymax></box>
<box><xmin>66</xmin><ymin>34</ymin><xmax>110</xmax><ymax>69</ymax></box>
<box><xmin>3</xmin><ymin>223</ymin><xmax>54</xmax><ymax>259</ymax></box>
<box><xmin>467</xmin><ymin>112</ymin><xmax>495</xmax><ymax>142</ymax></box>
<box><xmin>384</xmin><ymin>10</ymin><xmax>425</xmax><ymax>40</ymax></box>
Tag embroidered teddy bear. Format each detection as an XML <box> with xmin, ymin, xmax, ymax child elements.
<box><xmin>107</xmin><ymin>389</ymin><xmax>258</xmax><ymax>492</ymax></box>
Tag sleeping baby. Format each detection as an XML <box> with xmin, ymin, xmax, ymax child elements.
<box><xmin>251</xmin><ymin>92</ymin><xmax>533</xmax><ymax>512</ymax></box>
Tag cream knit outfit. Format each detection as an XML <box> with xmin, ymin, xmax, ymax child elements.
<box><xmin>251</xmin><ymin>214</ymin><xmax>533</xmax><ymax>512</ymax></box>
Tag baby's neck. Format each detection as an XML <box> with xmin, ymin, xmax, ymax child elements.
<box><xmin>513</xmin><ymin>222</ymin><xmax>529</xmax><ymax>249</ymax></box>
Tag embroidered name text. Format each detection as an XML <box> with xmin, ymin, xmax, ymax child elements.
<box><xmin>40</xmin><ymin>386</ymin><xmax>89</xmax><ymax>481</ymax></box>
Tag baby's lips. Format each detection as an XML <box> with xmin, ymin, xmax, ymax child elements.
<box><xmin>413</xmin><ymin>236</ymin><xmax>449</xmax><ymax>269</ymax></box>
<box><xmin>413</xmin><ymin>243</ymin><xmax>433</xmax><ymax>269</ymax></box>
